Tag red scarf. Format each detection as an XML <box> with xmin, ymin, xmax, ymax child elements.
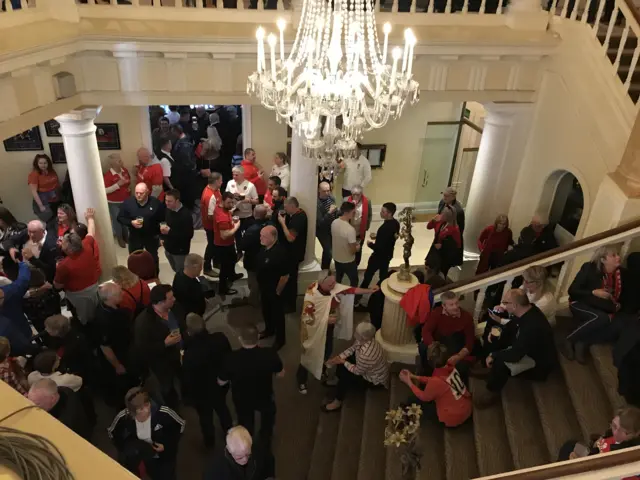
<box><xmin>347</xmin><ymin>195</ymin><xmax>369</xmax><ymax>239</ymax></box>
<box><xmin>436</xmin><ymin>222</ymin><xmax>462</xmax><ymax>248</ymax></box>
<box><xmin>602</xmin><ymin>269</ymin><xmax>622</xmax><ymax>303</ymax></box>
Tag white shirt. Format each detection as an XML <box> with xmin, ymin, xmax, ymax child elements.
<box><xmin>27</xmin><ymin>371</ymin><xmax>83</xmax><ymax>392</ymax></box>
<box><xmin>270</xmin><ymin>164</ymin><xmax>290</xmax><ymax>191</ymax></box>
<box><xmin>342</xmin><ymin>155</ymin><xmax>372</xmax><ymax>191</ymax></box>
<box><xmin>24</xmin><ymin>230</ymin><xmax>47</xmax><ymax>259</ymax></box>
<box><xmin>331</xmin><ymin>218</ymin><xmax>357</xmax><ymax>263</ymax></box>
<box><xmin>520</xmin><ymin>285</ymin><xmax>557</xmax><ymax>326</ymax></box>
<box><xmin>226</xmin><ymin>180</ymin><xmax>258</xmax><ymax>219</ymax></box>
<box><xmin>207</xmin><ymin>189</ymin><xmax>221</xmax><ymax>217</ymax></box>
<box><xmin>135</xmin><ymin>417</ymin><xmax>153</xmax><ymax>444</ymax></box>
<box><xmin>157</xmin><ymin>152</ymin><xmax>173</xmax><ymax>178</ymax></box>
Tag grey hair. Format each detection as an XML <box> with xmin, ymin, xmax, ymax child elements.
<box><xmin>232</xmin><ymin>166</ymin><xmax>244</xmax><ymax>175</ymax></box>
<box><xmin>27</xmin><ymin>220</ymin><xmax>46</xmax><ymax>231</ymax></box>
<box><xmin>30</xmin><ymin>378</ymin><xmax>59</xmax><ymax>397</ymax></box>
<box><xmin>65</xmin><ymin>232</ymin><xmax>83</xmax><ymax>253</ymax></box>
<box><xmin>186</xmin><ymin>313</ymin><xmax>206</xmax><ymax>336</ymax></box>
<box><xmin>354</xmin><ymin>322</ymin><xmax>376</xmax><ymax>342</ymax></box>
<box><xmin>350</xmin><ymin>185</ymin><xmax>363</xmax><ymax>195</ymax></box>
<box><xmin>209</xmin><ymin>113</ymin><xmax>220</xmax><ymax>125</ymax></box>
<box><xmin>98</xmin><ymin>282</ymin><xmax>122</xmax><ymax>302</ymax></box>
<box><xmin>532</xmin><ymin>213</ymin><xmax>548</xmax><ymax>225</ymax></box>
<box><xmin>440</xmin><ymin>290</ymin><xmax>458</xmax><ymax>302</ymax></box>
<box><xmin>107</xmin><ymin>153</ymin><xmax>121</xmax><ymax>164</ymax></box>
<box><xmin>184</xmin><ymin>253</ymin><xmax>204</xmax><ymax>269</ymax></box>
<box><xmin>590</xmin><ymin>245</ymin><xmax>619</xmax><ymax>267</ymax></box>
<box><xmin>44</xmin><ymin>315</ymin><xmax>70</xmax><ymax>337</ymax></box>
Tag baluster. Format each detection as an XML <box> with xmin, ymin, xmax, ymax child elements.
<box><xmin>625</xmin><ymin>43</ymin><xmax>640</xmax><ymax>91</ymax></box>
<box><xmin>410</xmin><ymin>0</ymin><xmax>416</xmax><ymax>13</ymax></box>
<box><xmin>560</xmin><ymin>0</ymin><xmax>569</xmax><ymax>18</ymax></box>
<box><xmin>479</xmin><ymin>0</ymin><xmax>486</xmax><ymax>14</ymax></box>
<box><xmin>620</xmin><ymin>239</ymin><xmax>632</xmax><ymax>260</ymax></box>
<box><xmin>175</xmin><ymin>0</ymin><xmax>183</xmax><ymax>7</ymax></box>
<box><xmin>196</xmin><ymin>0</ymin><xmax>203</xmax><ymax>7</ymax></box>
<box><xmin>257</xmin><ymin>0</ymin><xmax>264</xmax><ymax>9</ymax></box>
<box><xmin>375</xmin><ymin>0</ymin><xmax>380</xmax><ymax>11</ymax></box>
<box><xmin>20</xmin><ymin>0</ymin><xmax>28</xmax><ymax>9</ymax></box>
<box><xmin>392</xmin><ymin>0</ymin><xmax>398</xmax><ymax>12</ymax></box>
<box><xmin>614</xmin><ymin>25</ymin><xmax>630</xmax><ymax>71</ymax></box>
<box><xmin>580</xmin><ymin>0</ymin><xmax>590</xmax><ymax>22</ymax></box>
<box><xmin>5</xmin><ymin>0</ymin><xmax>13</xmax><ymax>10</ymax></box>
<box><xmin>153</xmin><ymin>0</ymin><xmax>161</xmax><ymax>7</ymax></box>
<box><xmin>603</xmin><ymin>7</ymin><xmax>619</xmax><ymax>53</ymax></box>
<box><xmin>496</xmin><ymin>0</ymin><xmax>503</xmax><ymax>14</ymax></box>
<box><xmin>554</xmin><ymin>262</ymin><xmax>569</xmax><ymax>300</ymax></box>
<box><xmin>428</xmin><ymin>0</ymin><xmax>435</xmax><ymax>13</ymax></box>
<box><xmin>548</xmin><ymin>0</ymin><xmax>558</xmax><ymax>16</ymax></box>
<box><xmin>569</xmin><ymin>0</ymin><xmax>579</xmax><ymax>20</ymax></box>
<box><xmin>462</xmin><ymin>0</ymin><xmax>468</xmax><ymax>13</ymax></box>
<box><xmin>473</xmin><ymin>286</ymin><xmax>487</xmax><ymax>325</ymax></box>
<box><xmin>445</xmin><ymin>0</ymin><xmax>451</xmax><ymax>13</ymax></box>
<box><xmin>593</xmin><ymin>0</ymin><xmax>605</xmax><ymax>33</ymax></box>
<box><xmin>503</xmin><ymin>276</ymin><xmax>514</xmax><ymax>293</ymax></box>
<box><xmin>111</xmin><ymin>0</ymin><xmax>117</xmax><ymax>5</ymax></box>
<box><xmin>88</xmin><ymin>0</ymin><xmax>97</xmax><ymax>5</ymax></box>
<box><xmin>237</xmin><ymin>0</ymin><xmax>245</xmax><ymax>9</ymax></box>
<box><xmin>131</xmin><ymin>0</ymin><xmax>140</xmax><ymax>6</ymax></box>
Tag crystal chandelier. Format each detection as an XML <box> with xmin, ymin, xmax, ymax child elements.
<box><xmin>246</xmin><ymin>0</ymin><xmax>419</xmax><ymax>164</ymax></box>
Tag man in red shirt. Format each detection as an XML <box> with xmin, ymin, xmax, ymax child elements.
<box><xmin>420</xmin><ymin>290</ymin><xmax>476</xmax><ymax>374</ymax></box>
<box><xmin>399</xmin><ymin>342</ymin><xmax>471</xmax><ymax>427</ymax></box>
<box><xmin>134</xmin><ymin>148</ymin><xmax>165</xmax><ymax>202</ymax></box>
<box><xmin>201</xmin><ymin>172</ymin><xmax>223</xmax><ymax>277</ymax></box>
<box><xmin>53</xmin><ymin>208</ymin><xmax>101</xmax><ymax>326</ymax></box>
<box><xmin>240</xmin><ymin>148</ymin><xmax>267</xmax><ymax>202</ymax></box>
<box><xmin>214</xmin><ymin>192</ymin><xmax>242</xmax><ymax>295</ymax></box>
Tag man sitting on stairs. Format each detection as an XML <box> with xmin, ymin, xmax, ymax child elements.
<box><xmin>475</xmin><ymin>289</ymin><xmax>557</xmax><ymax>407</ymax></box>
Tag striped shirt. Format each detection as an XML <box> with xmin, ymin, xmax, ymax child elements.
<box><xmin>319</xmin><ymin>196</ymin><xmax>334</xmax><ymax>214</ymax></box>
<box><xmin>340</xmin><ymin>339</ymin><xmax>389</xmax><ymax>387</ymax></box>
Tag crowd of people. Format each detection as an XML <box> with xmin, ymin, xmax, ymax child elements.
<box><xmin>0</xmin><ymin>108</ymin><xmax>638</xmax><ymax>478</ymax></box>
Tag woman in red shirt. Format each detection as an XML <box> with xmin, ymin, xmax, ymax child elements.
<box><xmin>112</xmin><ymin>265</ymin><xmax>151</xmax><ymax>319</ymax></box>
<box><xmin>425</xmin><ymin>206</ymin><xmax>462</xmax><ymax>278</ymax></box>
<box><xmin>240</xmin><ymin>148</ymin><xmax>266</xmax><ymax>202</ymax></box>
<box><xmin>28</xmin><ymin>154</ymin><xmax>60</xmax><ymax>226</ymax></box>
<box><xmin>103</xmin><ymin>153</ymin><xmax>131</xmax><ymax>248</ymax></box>
<box><xmin>476</xmin><ymin>214</ymin><xmax>513</xmax><ymax>274</ymax></box>
<box><xmin>56</xmin><ymin>204</ymin><xmax>77</xmax><ymax>246</ymax></box>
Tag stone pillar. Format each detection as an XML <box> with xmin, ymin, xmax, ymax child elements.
<box><xmin>289</xmin><ymin>132</ymin><xmax>319</xmax><ymax>271</ymax></box>
<box><xmin>375</xmin><ymin>272</ymin><xmax>419</xmax><ymax>364</ymax></box>
<box><xmin>241</xmin><ymin>105</ymin><xmax>252</xmax><ymax>151</ymax></box>
<box><xmin>506</xmin><ymin>0</ymin><xmax>549</xmax><ymax>30</ymax></box>
<box><xmin>56</xmin><ymin>107</ymin><xmax>117</xmax><ymax>279</ymax></box>
<box><xmin>463</xmin><ymin>103</ymin><xmax>532</xmax><ymax>256</ymax></box>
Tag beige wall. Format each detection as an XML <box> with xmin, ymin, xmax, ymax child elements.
<box><xmin>0</xmin><ymin>106</ymin><xmax>146</xmax><ymax>222</ymax></box>
<box><xmin>249</xmin><ymin>106</ymin><xmax>288</xmax><ymax>173</ymax></box>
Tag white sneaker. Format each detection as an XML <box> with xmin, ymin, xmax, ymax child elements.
<box><xmin>298</xmin><ymin>384</ymin><xmax>308</xmax><ymax>395</ymax></box>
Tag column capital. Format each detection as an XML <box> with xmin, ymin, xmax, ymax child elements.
<box><xmin>483</xmin><ymin>102</ymin><xmax>532</xmax><ymax>126</ymax></box>
<box><xmin>55</xmin><ymin>106</ymin><xmax>102</xmax><ymax>137</ymax></box>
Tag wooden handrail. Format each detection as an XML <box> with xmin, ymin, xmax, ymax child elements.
<box><xmin>475</xmin><ymin>446</ymin><xmax>640</xmax><ymax>480</ymax></box>
<box><xmin>434</xmin><ymin>217</ymin><xmax>640</xmax><ymax>295</ymax></box>
<box><xmin>622</xmin><ymin>0</ymin><xmax>640</xmax><ymax>32</ymax></box>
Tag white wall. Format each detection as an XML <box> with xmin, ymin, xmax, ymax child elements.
<box><xmin>0</xmin><ymin>106</ymin><xmax>147</xmax><ymax>222</ymax></box>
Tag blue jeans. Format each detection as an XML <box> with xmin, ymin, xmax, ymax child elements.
<box><xmin>108</xmin><ymin>202</ymin><xmax>124</xmax><ymax>240</ymax></box>
<box><xmin>317</xmin><ymin>232</ymin><xmax>333</xmax><ymax>270</ymax></box>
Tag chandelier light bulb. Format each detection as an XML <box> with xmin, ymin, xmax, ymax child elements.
<box><xmin>256</xmin><ymin>27</ymin><xmax>265</xmax><ymax>39</ymax></box>
<box><xmin>392</xmin><ymin>47</ymin><xmax>402</xmax><ymax>60</ymax></box>
<box><xmin>277</xmin><ymin>18</ymin><xmax>286</xmax><ymax>31</ymax></box>
<box><xmin>383</xmin><ymin>22</ymin><xmax>392</xmax><ymax>34</ymax></box>
<box><xmin>267</xmin><ymin>33</ymin><xmax>276</xmax><ymax>46</ymax></box>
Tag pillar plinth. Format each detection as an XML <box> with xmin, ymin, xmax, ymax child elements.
<box><xmin>376</xmin><ymin>272</ymin><xmax>418</xmax><ymax>364</ymax></box>
<box><xmin>55</xmin><ymin>106</ymin><xmax>116</xmax><ymax>280</ymax></box>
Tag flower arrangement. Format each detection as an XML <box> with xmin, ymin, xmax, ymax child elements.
<box><xmin>384</xmin><ymin>404</ymin><xmax>423</xmax><ymax>478</ymax></box>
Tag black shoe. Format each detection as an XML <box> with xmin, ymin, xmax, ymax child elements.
<box><xmin>574</xmin><ymin>342</ymin><xmax>587</xmax><ymax>364</ymax></box>
<box><xmin>230</xmin><ymin>273</ymin><xmax>244</xmax><ymax>282</ymax></box>
<box><xmin>561</xmin><ymin>339</ymin><xmax>575</xmax><ymax>361</ymax></box>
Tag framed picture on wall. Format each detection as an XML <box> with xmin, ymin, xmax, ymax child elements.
<box><xmin>95</xmin><ymin>123</ymin><xmax>121</xmax><ymax>150</ymax></box>
<box><xmin>357</xmin><ymin>143</ymin><xmax>387</xmax><ymax>169</ymax></box>
<box><xmin>44</xmin><ymin>119</ymin><xmax>61</xmax><ymax>137</ymax></box>
<box><xmin>3</xmin><ymin>127</ymin><xmax>43</xmax><ymax>152</ymax></box>
<box><xmin>49</xmin><ymin>142</ymin><xmax>67</xmax><ymax>164</ymax></box>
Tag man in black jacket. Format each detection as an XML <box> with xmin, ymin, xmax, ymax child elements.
<box><xmin>170</xmin><ymin>124</ymin><xmax>199</xmax><ymax>218</ymax></box>
<box><xmin>240</xmin><ymin>205</ymin><xmax>269</xmax><ymax>308</ymax></box>
<box><xmin>7</xmin><ymin>220</ymin><xmax>58</xmax><ymax>282</ymax></box>
<box><xmin>134</xmin><ymin>285</ymin><xmax>182</xmax><ymax>409</ymax></box>
<box><xmin>277</xmin><ymin>197</ymin><xmax>307</xmax><ymax>313</ymax></box>
<box><xmin>439</xmin><ymin>187</ymin><xmax>465</xmax><ymax>234</ymax></box>
<box><xmin>519</xmin><ymin>214</ymin><xmax>558</xmax><ymax>256</ymax></box>
<box><xmin>118</xmin><ymin>183</ymin><xmax>165</xmax><ymax>275</ymax></box>
<box><xmin>161</xmin><ymin>189</ymin><xmax>194</xmax><ymax>273</ymax></box>
<box><xmin>360</xmin><ymin>202</ymin><xmax>400</xmax><ymax>289</ymax></box>
<box><xmin>478</xmin><ymin>289</ymin><xmax>556</xmax><ymax>405</ymax></box>
<box><xmin>182</xmin><ymin>313</ymin><xmax>232</xmax><ymax>447</ymax></box>
<box><xmin>316</xmin><ymin>182</ymin><xmax>337</xmax><ymax>271</ymax></box>
<box><xmin>172</xmin><ymin>253</ymin><xmax>211</xmax><ymax>317</ymax></box>
<box><xmin>28</xmin><ymin>378</ymin><xmax>91</xmax><ymax>439</ymax></box>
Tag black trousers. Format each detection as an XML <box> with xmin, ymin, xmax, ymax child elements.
<box><xmin>261</xmin><ymin>289</ymin><xmax>286</xmax><ymax>348</ymax></box>
<box><xmin>486</xmin><ymin>357</ymin><xmax>549</xmax><ymax>393</ymax></box>
<box><xmin>360</xmin><ymin>254</ymin><xmax>391</xmax><ymax>289</ymax></box>
<box><xmin>215</xmin><ymin>244</ymin><xmax>237</xmax><ymax>294</ymax></box>
<box><xmin>193</xmin><ymin>387</ymin><xmax>233</xmax><ymax>445</ymax></box>
<box><xmin>204</xmin><ymin>228</ymin><xmax>215</xmax><ymax>271</ymax></box>
<box><xmin>335</xmin><ymin>260</ymin><xmax>358</xmax><ymax>287</ymax></box>
<box><xmin>335</xmin><ymin>363</ymin><xmax>374</xmax><ymax>401</ymax></box>
<box><xmin>128</xmin><ymin>234</ymin><xmax>160</xmax><ymax>275</ymax></box>
<box><xmin>317</xmin><ymin>232</ymin><xmax>333</xmax><ymax>270</ymax></box>
<box><xmin>235</xmin><ymin>217</ymin><xmax>252</xmax><ymax>254</ymax></box>
<box><xmin>354</xmin><ymin>239</ymin><xmax>366</xmax><ymax>267</ymax></box>
<box><xmin>235</xmin><ymin>398</ymin><xmax>276</xmax><ymax>445</ymax></box>
<box><xmin>282</xmin><ymin>260</ymin><xmax>299</xmax><ymax>312</ymax></box>
<box><xmin>567</xmin><ymin>302</ymin><xmax>616</xmax><ymax>347</ymax></box>
<box><xmin>296</xmin><ymin>324</ymin><xmax>335</xmax><ymax>384</ymax></box>
<box><xmin>145</xmin><ymin>457</ymin><xmax>177</xmax><ymax>480</ymax></box>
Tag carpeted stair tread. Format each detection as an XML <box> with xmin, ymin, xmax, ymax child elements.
<box><xmin>590</xmin><ymin>344</ymin><xmax>626</xmax><ymax>411</ymax></box>
<box><xmin>331</xmin><ymin>390</ymin><xmax>366</xmax><ymax>480</ymax></box>
<box><xmin>558</xmin><ymin>352</ymin><xmax>612</xmax><ymax>442</ymax></box>
<box><xmin>385</xmin><ymin>377</ymin><xmax>405</xmax><ymax>480</ymax></box>
<box><xmin>469</xmin><ymin>377</ymin><xmax>513</xmax><ymax>476</ymax></box>
<box><xmin>416</xmin><ymin>411</ymin><xmax>446</xmax><ymax>480</ymax></box>
<box><xmin>501</xmin><ymin>379</ymin><xmax>548</xmax><ymax>469</ymax></box>
<box><xmin>531</xmin><ymin>369</ymin><xmax>582</xmax><ymax>461</ymax></box>
<box><xmin>307</xmin><ymin>404</ymin><xmax>341</xmax><ymax>480</ymax></box>
<box><xmin>444</xmin><ymin>421</ymin><xmax>478</xmax><ymax>480</ymax></box>
<box><xmin>356</xmin><ymin>388</ymin><xmax>389</xmax><ymax>480</ymax></box>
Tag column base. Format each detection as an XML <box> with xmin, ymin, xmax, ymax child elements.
<box><xmin>376</xmin><ymin>330</ymin><xmax>418</xmax><ymax>365</ymax></box>
<box><xmin>506</xmin><ymin>10</ymin><xmax>549</xmax><ymax>31</ymax></box>
<box><xmin>298</xmin><ymin>260</ymin><xmax>322</xmax><ymax>293</ymax></box>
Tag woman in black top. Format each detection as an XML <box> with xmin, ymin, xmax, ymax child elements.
<box><xmin>0</xmin><ymin>206</ymin><xmax>26</xmax><ymax>256</ymax></box>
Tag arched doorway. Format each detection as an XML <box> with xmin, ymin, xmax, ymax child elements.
<box><xmin>540</xmin><ymin>170</ymin><xmax>584</xmax><ymax>239</ymax></box>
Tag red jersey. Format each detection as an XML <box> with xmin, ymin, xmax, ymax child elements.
<box><xmin>213</xmin><ymin>208</ymin><xmax>235</xmax><ymax>246</ymax></box>
<box><xmin>421</xmin><ymin>306</ymin><xmax>475</xmax><ymax>352</ymax></box>
<box><xmin>54</xmin><ymin>236</ymin><xmax>100</xmax><ymax>292</ymax></box>
<box><xmin>103</xmin><ymin>167</ymin><xmax>131</xmax><ymax>203</ymax></box>
<box><xmin>409</xmin><ymin>363</ymin><xmax>472</xmax><ymax>427</ymax></box>
<box><xmin>137</xmin><ymin>163</ymin><xmax>164</xmax><ymax>202</ymax></box>
<box><xmin>241</xmin><ymin>160</ymin><xmax>267</xmax><ymax>195</ymax></box>
<box><xmin>264</xmin><ymin>189</ymin><xmax>274</xmax><ymax>208</ymax></box>
<box><xmin>200</xmin><ymin>186</ymin><xmax>220</xmax><ymax>231</ymax></box>
<box><xmin>119</xmin><ymin>280</ymin><xmax>151</xmax><ymax>316</ymax></box>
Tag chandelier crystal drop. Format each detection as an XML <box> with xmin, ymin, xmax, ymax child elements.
<box><xmin>247</xmin><ymin>0</ymin><xmax>420</xmax><ymax>163</ymax></box>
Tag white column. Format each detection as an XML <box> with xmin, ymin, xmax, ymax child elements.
<box><xmin>55</xmin><ymin>107</ymin><xmax>117</xmax><ymax>279</ymax></box>
<box><xmin>139</xmin><ymin>106</ymin><xmax>153</xmax><ymax>151</ymax></box>
<box><xmin>506</xmin><ymin>0</ymin><xmax>548</xmax><ymax>30</ymax></box>
<box><xmin>241</xmin><ymin>105</ymin><xmax>252</xmax><ymax>151</ymax></box>
<box><xmin>288</xmin><ymin>132</ymin><xmax>319</xmax><ymax>271</ymax></box>
<box><xmin>463</xmin><ymin>103</ymin><xmax>532</xmax><ymax>256</ymax></box>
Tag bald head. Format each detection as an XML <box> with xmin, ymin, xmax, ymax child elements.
<box><xmin>135</xmin><ymin>183</ymin><xmax>149</xmax><ymax>204</ymax></box>
<box><xmin>27</xmin><ymin>220</ymin><xmax>46</xmax><ymax>243</ymax></box>
<box><xmin>28</xmin><ymin>378</ymin><xmax>60</xmax><ymax>411</ymax></box>
<box><xmin>318</xmin><ymin>182</ymin><xmax>331</xmax><ymax>199</ymax></box>
<box><xmin>260</xmin><ymin>225</ymin><xmax>278</xmax><ymax>247</ymax></box>
<box><xmin>137</xmin><ymin>147</ymin><xmax>152</xmax><ymax>165</ymax></box>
